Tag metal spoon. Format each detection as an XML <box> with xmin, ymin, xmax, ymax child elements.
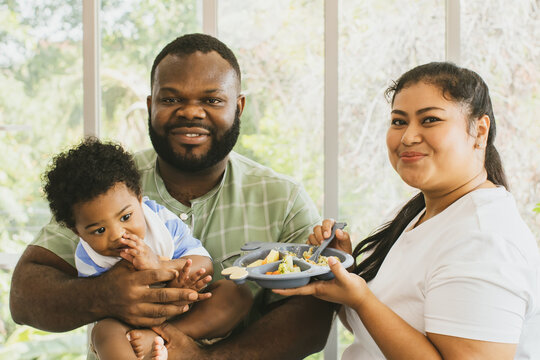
<box><xmin>309</xmin><ymin>222</ymin><xmax>347</xmax><ymax>264</ymax></box>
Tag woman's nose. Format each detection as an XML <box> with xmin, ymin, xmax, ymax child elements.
<box><xmin>401</xmin><ymin>124</ymin><xmax>422</xmax><ymax>145</ymax></box>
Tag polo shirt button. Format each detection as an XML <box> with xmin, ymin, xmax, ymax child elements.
<box><xmin>180</xmin><ymin>213</ymin><xmax>189</xmax><ymax>221</ymax></box>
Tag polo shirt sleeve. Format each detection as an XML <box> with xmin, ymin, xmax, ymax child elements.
<box><xmin>31</xmin><ymin>220</ymin><xmax>79</xmax><ymax>268</ymax></box>
<box><xmin>424</xmin><ymin>232</ymin><xmax>535</xmax><ymax>343</ymax></box>
<box><xmin>278</xmin><ymin>183</ymin><xmax>321</xmax><ymax>245</ymax></box>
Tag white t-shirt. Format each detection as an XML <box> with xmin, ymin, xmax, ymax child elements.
<box><xmin>343</xmin><ymin>187</ymin><xmax>540</xmax><ymax>359</ymax></box>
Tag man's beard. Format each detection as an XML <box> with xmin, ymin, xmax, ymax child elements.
<box><xmin>149</xmin><ymin>108</ymin><xmax>241</xmax><ymax>172</ymax></box>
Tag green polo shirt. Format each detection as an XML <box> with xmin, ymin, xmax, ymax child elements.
<box><xmin>33</xmin><ymin>149</ymin><xmax>320</xmax><ymax>272</ymax></box>
<box><xmin>32</xmin><ymin>149</ymin><xmax>321</xmax><ymax>356</ymax></box>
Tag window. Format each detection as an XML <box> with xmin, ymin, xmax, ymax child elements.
<box><xmin>0</xmin><ymin>0</ymin><xmax>86</xmax><ymax>356</ymax></box>
<box><xmin>1</xmin><ymin>1</ymin><xmax>538</xmax><ymax>358</ymax></box>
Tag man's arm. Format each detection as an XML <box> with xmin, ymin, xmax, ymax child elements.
<box><xmin>209</xmin><ymin>295</ymin><xmax>336</xmax><ymax>359</ymax></box>
<box><xmin>155</xmin><ymin>294</ymin><xmax>336</xmax><ymax>360</ymax></box>
<box><xmin>10</xmin><ymin>245</ymin><xmax>202</xmax><ymax>331</ymax></box>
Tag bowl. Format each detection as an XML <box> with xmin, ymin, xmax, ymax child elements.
<box><xmin>221</xmin><ymin>242</ymin><xmax>354</xmax><ymax>289</ymax></box>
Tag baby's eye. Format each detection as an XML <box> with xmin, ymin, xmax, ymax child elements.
<box><xmin>121</xmin><ymin>213</ymin><xmax>131</xmax><ymax>222</ymax></box>
<box><xmin>93</xmin><ymin>227</ymin><xmax>105</xmax><ymax>235</ymax></box>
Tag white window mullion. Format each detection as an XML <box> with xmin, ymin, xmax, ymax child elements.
<box><xmin>445</xmin><ymin>0</ymin><xmax>461</xmax><ymax>64</ymax></box>
<box><xmin>202</xmin><ymin>0</ymin><xmax>218</xmax><ymax>37</ymax></box>
<box><xmin>324</xmin><ymin>0</ymin><xmax>339</xmax><ymax>358</ymax></box>
<box><xmin>82</xmin><ymin>0</ymin><xmax>101</xmax><ymax>138</ymax></box>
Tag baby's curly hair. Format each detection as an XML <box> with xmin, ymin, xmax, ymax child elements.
<box><xmin>42</xmin><ymin>137</ymin><xmax>142</xmax><ymax>229</ymax></box>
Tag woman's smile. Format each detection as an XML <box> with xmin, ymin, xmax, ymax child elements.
<box><xmin>399</xmin><ymin>151</ymin><xmax>427</xmax><ymax>163</ymax></box>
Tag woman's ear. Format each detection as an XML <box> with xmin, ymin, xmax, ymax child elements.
<box><xmin>474</xmin><ymin>115</ymin><xmax>490</xmax><ymax>149</ymax></box>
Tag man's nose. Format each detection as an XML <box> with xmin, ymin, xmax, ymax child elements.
<box><xmin>176</xmin><ymin>103</ymin><xmax>205</xmax><ymax>120</ymax></box>
<box><xmin>401</xmin><ymin>124</ymin><xmax>422</xmax><ymax>145</ymax></box>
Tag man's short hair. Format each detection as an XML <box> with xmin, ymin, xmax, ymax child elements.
<box><xmin>150</xmin><ymin>33</ymin><xmax>241</xmax><ymax>89</ymax></box>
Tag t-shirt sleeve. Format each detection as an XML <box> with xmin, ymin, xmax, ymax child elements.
<box><xmin>424</xmin><ymin>232</ymin><xmax>536</xmax><ymax>343</ymax></box>
<box><xmin>143</xmin><ymin>198</ymin><xmax>210</xmax><ymax>260</ymax></box>
<box><xmin>278</xmin><ymin>183</ymin><xmax>321</xmax><ymax>245</ymax></box>
<box><xmin>169</xmin><ymin>221</ymin><xmax>211</xmax><ymax>260</ymax></box>
<box><xmin>75</xmin><ymin>242</ymin><xmax>108</xmax><ymax>277</ymax></box>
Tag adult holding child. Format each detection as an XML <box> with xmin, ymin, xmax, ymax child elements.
<box><xmin>275</xmin><ymin>62</ymin><xmax>540</xmax><ymax>359</ymax></box>
<box><xmin>10</xmin><ymin>33</ymin><xmax>333</xmax><ymax>359</ymax></box>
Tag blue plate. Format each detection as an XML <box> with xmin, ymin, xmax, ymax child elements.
<box><xmin>221</xmin><ymin>242</ymin><xmax>354</xmax><ymax>289</ymax></box>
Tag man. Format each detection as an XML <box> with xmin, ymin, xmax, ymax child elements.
<box><xmin>10</xmin><ymin>33</ymin><xmax>336</xmax><ymax>359</ymax></box>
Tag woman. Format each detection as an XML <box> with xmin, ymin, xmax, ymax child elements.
<box><xmin>274</xmin><ymin>62</ymin><xmax>540</xmax><ymax>359</ymax></box>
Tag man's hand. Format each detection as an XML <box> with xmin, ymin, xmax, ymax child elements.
<box><xmin>95</xmin><ymin>260</ymin><xmax>202</xmax><ymax>327</ymax></box>
<box><xmin>152</xmin><ymin>323</ymin><xmax>206</xmax><ymax>359</ymax></box>
<box><xmin>11</xmin><ymin>244</ymin><xmax>206</xmax><ymax>331</ymax></box>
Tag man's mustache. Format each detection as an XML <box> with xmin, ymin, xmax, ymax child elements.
<box><xmin>164</xmin><ymin>122</ymin><xmax>214</xmax><ymax>133</ymax></box>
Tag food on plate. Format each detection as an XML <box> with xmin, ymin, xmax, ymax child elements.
<box><xmin>302</xmin><ymin>247</ymin><xmax>339</xmax><ymax>266</ymax></box>
<box><xmin>265</xmin><ymin>254</ymin><xmax>301</xmax><ymax>275</ymax></box>
<box><xmin>247</xmin><ymin>259</ymin><xmax>264</xmax><ymax>267</ymax></box>
<box><xmin>245</xmin><ymin>246</ymin><xmax>341</xmax><ymax>273</ymax></box>
<box><xmin>247</xmin><ymin>249</ymin><xmax>280</xmax><ymax>267</ymax></box>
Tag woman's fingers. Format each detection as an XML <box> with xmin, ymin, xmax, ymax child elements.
<box><xmin>328</xmin><ymin>256</ymin><xmax>347</xmax><ymax>279</ymax></box>
<box><xmin>321</xmin><ymin>218</ymin><xmax>336</xmax><ymax>239</ymax></box>
<box><xmin>272</xmin><ymin>283</ymin><xmax>317</xmax><ymax>297</ymax></box>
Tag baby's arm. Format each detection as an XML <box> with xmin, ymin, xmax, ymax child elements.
<box><xmin>164</xmin><ymin>256</ymin><xmax>213</xmax><ymax>291</ymax></box>
<box><xmin>118</xmin><ymin>233</ymin><xmax>161</xmax><ymax>270</ymax></box>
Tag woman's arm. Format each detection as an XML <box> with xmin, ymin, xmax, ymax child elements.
<box><xmin>275</xmin><ymin>258</ymin><xmax>517</xmax><ymax>360</ymax></box>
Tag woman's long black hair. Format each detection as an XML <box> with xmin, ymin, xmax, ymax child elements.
<box><xmin>353</xmin><ymin>62</ymin><xmax>509</xmax><ymax>281</ymax></box>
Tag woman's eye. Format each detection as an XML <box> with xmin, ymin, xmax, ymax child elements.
<box><xmin>121</xmin><ymin>213</ymin><xmax>131</xmax><ymax>222</ymax></box>
<box><xmin>93</xmin><ymin>227</ymin><xmax>105</xmax><ymax>235</ymax></box>
<box><xmin>391</xmin><ymin>118</ymin><xmax>406</xmax><ymax>126</ymax></box>
<box><xmin>423</xmin><ymin>116</ymin><xmax>440</xmax><ymax>124</ymax></box>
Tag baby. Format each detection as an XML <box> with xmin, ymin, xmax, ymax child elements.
<box><xmin>42</xmin><ymin>138</ymin><xmax>252</xmax><ymax>360</ymax></box>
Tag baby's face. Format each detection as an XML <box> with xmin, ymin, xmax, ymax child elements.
<box><xmin>72</xmin><ymin>182</ymin><xmax>146</xmax><ymax>257</ymax></box>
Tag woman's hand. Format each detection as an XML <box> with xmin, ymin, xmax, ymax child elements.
<box><xmin>308</xmin><ymin>219</ymin><xmax>352</xmax><ymax>255</ymax></box>
<box><xmin>273</xmin><ymin>257</ymin><xmax>369</xmax><ymax>309</ymax></box>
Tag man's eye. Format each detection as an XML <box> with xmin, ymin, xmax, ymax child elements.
<box><xmin>162</xmin><ymin>98</ymin><xmax>180</xmax><ymax>104</ymax></box>
<box><xmin>207</xmin><ymin>98</ymin><xmax>221</xmax><ymax>104</ymax></box>
<box><xmin>121</xmin><ymin>213</ymin><xmax>131</xmax><ymax>222</ymax></box>
<box><xmin>93</xmin><ymin>227</ymin><xmax>105</xmax><ymax>235</ymax></box>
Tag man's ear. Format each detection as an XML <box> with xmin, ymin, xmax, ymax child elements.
<box><xmin>475</xmin><ymin>114</ymin><xmax>490</xmax><ymax>149</ymax></box>
<box><xmin>236</xmin><ymin>94</ymin><xmax>246</xmax><ymax>117</ymax></box>
<box><xmin>147</xmin><ymin>95</ymin><xmax>152</xmax><ymax>117</ymax></box>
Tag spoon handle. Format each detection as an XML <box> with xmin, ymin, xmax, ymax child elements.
<box><xmin>310</xmin><ymin>222</ymin><xmax>347</xmax><ymax>263</ymax></box>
